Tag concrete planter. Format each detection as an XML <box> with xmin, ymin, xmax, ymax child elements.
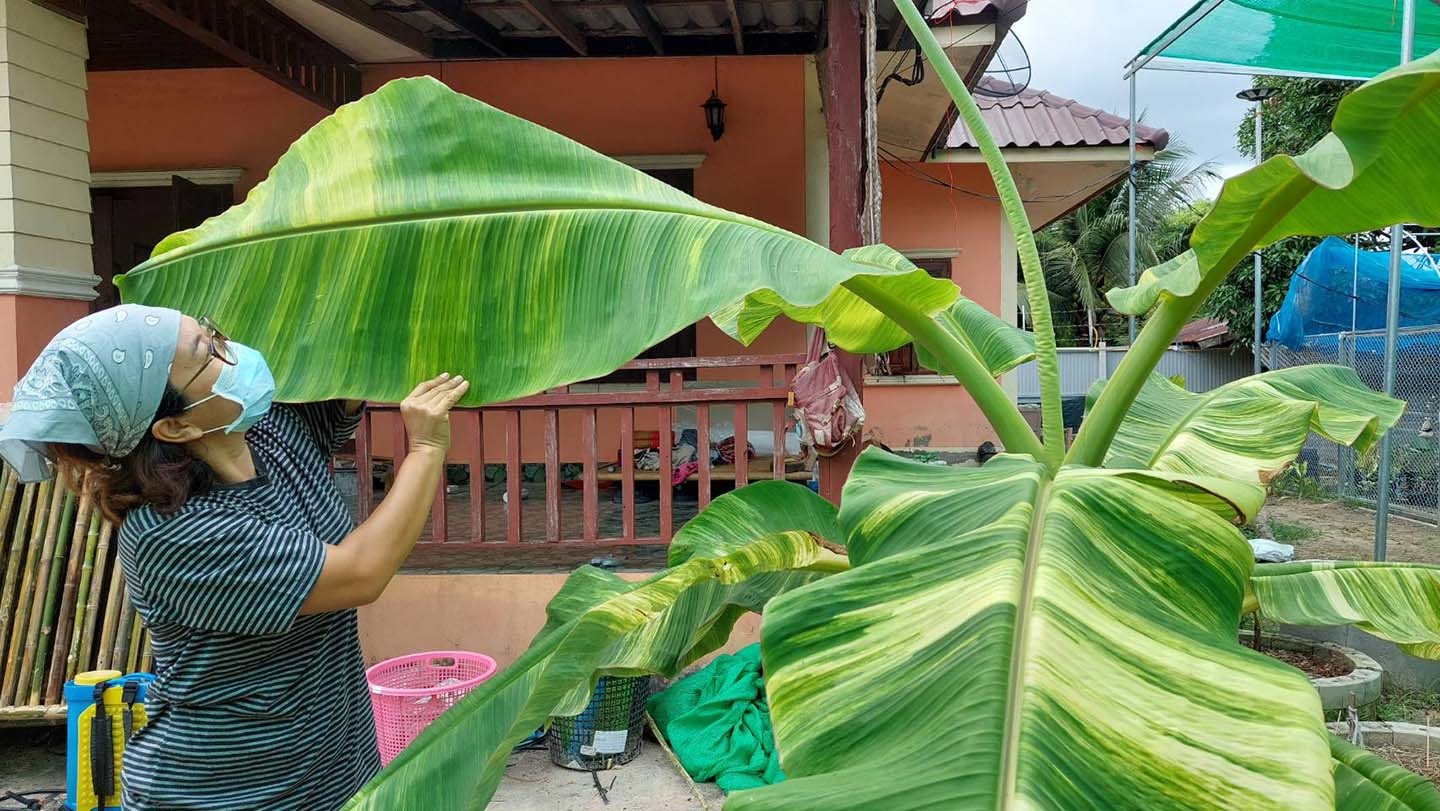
<box><xmin>1327</xmin><ymin>721</ymin><xmax>1440</xmax><ymax>751</ymax></box>
<box><xmin>1247</xmin><ymin>633</ymin><xmax>1384</xmax><ymax>716</ymax></box>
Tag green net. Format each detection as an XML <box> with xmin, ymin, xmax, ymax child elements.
<box><xmin>1137</xmin><ymin>0</ymin><xmax>1440</xmax><ymax>80</ymax></box>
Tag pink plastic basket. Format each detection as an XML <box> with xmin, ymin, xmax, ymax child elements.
<box><xmin>366</xmin><ymin>650</ymin><xmax>498</xmax><ymax>764</ymax></box>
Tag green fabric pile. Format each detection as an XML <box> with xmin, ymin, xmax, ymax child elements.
<box><xmin>646</xmin><ymin>643</ymin><xmax>785</xmax><ymax>793</ymax></box>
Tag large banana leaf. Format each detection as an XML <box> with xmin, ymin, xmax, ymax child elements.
<box><xmin>116</xmin><ymin>77</ymin><xmax>956</xmax><ymax>406</ymax></box>
<box><xmin>1331</xmin><ymin>735</ymin><xmax>1440</xmax><ymax>810</ymax></box>
<box><xmin>726</xmin><ymin>449</ymin><xmax>1334</xmax><ymax>810</ymax></box>
<box><xmin>1250</xmin><ymin>561</ymin><xmax>1440</xmax><ymax>659</ymax></box>
<box><xmin>344</xmin><ymin>482</ymin><xmax>842</xmax><ymax>809</ymax></box>
<box><xmin>1087</xmin><ymin>367</ymin><xmax>1404</xmax><ymax>484</ymax></box>
<box><xmin>710</xmin><ymin>243</ymin><xmax>1036</xmax><ymax>374</ymax></box>
<box><xmin>1108</xmin><ymin>52</ymin><xmax>1440</xmax><ymax>316</ymax></box>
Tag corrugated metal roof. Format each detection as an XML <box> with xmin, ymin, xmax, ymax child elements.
<box><xmin>1174</xmin><ymin>318</ymin><xmax>1231</xmax><ymax>348</ymax></box>
<box><xmin>362</xmin><ymin>0</ymin><xmax>1007</xmax><ymax>48</ymax></box>
<box><xmin>946</xmin><ymin>77</ymin><xmax>1170</xmax><ymax>151</ymax></box>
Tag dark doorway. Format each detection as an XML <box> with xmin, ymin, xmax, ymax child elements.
<box><xmin>89</xmin><ymin>176</ymin><xmax>233</xmax><ymax>312</ymax></box>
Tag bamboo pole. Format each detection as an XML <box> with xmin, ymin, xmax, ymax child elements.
<box><xmin>64</xmin><ymin>511</ymin><xmax>102</xmax><ymax>681</ymax></box>
<box><xmin>45</xmin><ymin>490</ymin><xmax>92</xmax><ymax>703</ymax></box>
<box><xmin>0</xmin><ymin>467</ymin><xmax>16</xmax><ymax>543</ymax></box>
<box><xmin>1</xmin><ymin>480</ymin><xmax>53</xmax><ymax>704</ymax></box>
<box><xmin>97</xmin><ymin>544</ymin><xmax>127</xmax><ymax>671</ymax></box>
<box><xmin>107</xmin><ymin>587</ymin><xmax>131</xmax><ymax>672</ymax></box>
<box><xmin>125</xmin><ymin>611</ymin><xmax>144</xmax><ymax>674</ymax></box>
<box><xmin>74</xmin><ymin>519</ymin><xmax>113</xmax><ymax>676</ymax></box>
<box><xmin>139</xmin><ymin>628</ymin><xmax>153</xmax><ymax>674</ymax></box>
<box><xmin>11</xmin><ymin>482</ymin><xmax>64</xmax><ymax>704</ymax></box>
<box><xmin>0</xmin><ymin>482</ymin><xmax>38</xmax><ymax>683</ymax></box>
<box><xmin>30</xmin><ymin>489</ymin><xmax>77</xmax><ymax>705</ymax></box>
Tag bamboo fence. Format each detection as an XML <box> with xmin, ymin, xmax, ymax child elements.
<box><xmin>0</xmin><ymin>465</ymin><xmax>148</xmax><ymax>725</ymax></box>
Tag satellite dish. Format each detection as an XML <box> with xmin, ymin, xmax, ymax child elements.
<box><xmin>975</xmin><ymin>29</ymin><xmax>1032</xmax><ymax>97</ymax></box>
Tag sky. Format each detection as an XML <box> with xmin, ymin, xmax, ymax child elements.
<box><xmin>1008</xmin><ymin>1</ymin><xmax>1256</xmax><ymax>197</ymax></box>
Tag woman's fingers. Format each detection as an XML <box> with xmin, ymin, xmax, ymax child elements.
<box><xmin>437</xmin><ymin>379</ymin><xmax>470</xmax><ymax>411</ymax></box>
<box><xmin>418</xmin><ymin>374</ymin><xmax>468</xmax><ymax>410</ymax></box>
<box><xmin>407</xmin><ymin>372</ymin><xmax>451</xmax><ymax>401</ymax></box>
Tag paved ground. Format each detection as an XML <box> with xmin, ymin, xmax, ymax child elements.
<box><xmin>0</xmin><ymin>726</ymin><xmax>724</xmax><ymax>810</ymax></box>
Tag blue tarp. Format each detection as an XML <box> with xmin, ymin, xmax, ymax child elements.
<box><xmin>1268</xmin><ymin>236</ymin><xmax>1440</xmax><ymax>350</ymax></box>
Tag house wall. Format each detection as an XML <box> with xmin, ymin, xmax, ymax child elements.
<box><xmin>868</xmin><ymin>161</ymin><xmax>1010</xmax><ymax>452</ymax></box>
<box><xmin>358</xmin><ymin>573</ymin><xmax>761</xmax><ymax>670</ymax></box>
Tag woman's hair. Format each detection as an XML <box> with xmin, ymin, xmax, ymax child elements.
<box><xmin>49</xmin><ymin>384</ymin><xmax>215</xmax><ymax>524</ymax></box>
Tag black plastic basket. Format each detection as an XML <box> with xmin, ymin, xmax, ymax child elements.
<box><xmin>547</xmin><ymin>675</ymin><xmax>652</xmax><ymax>771</ymax></box>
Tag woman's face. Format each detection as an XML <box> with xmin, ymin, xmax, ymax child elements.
<box><xmin>166</xmin><ymin>315</ymin><xmax>243</xmax><ymax>435</ymax></box>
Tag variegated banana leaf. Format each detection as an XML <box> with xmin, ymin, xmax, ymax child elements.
<box><xmin>116</xmin><ymin>77</ymin><xmax>958</xmax><ymax>407</ymax></box>
<box><xmin>1331</xmin><ymin>734</ymin><xmax>1440</xmax><ymax>810</ymax></box>
<box><xmin>725</xmin><ymin>449</ymin><xmax>1337</xmax><ymax>810</ymax></box>
<box><xmin>343</xmin><ymin>481</ymin><xmax>843</xmax><ymax>809</ymax></box>
<box><xmin>1250</xmin><ymin>561</ymin><xmax>1440</xmax><ymax>659</ymax></box>
<box><xmin>1107</xmin><ymin>51</ymin><xmax>1440</xmax><ymax>317</ymax></box>
<box><xmin>1087</xmin><ymin>367</ymin><xmax>1404</xmax><ymax>485</ymax></box>
<box><xmin>713</xmin><ymin>243</ymin><xmax>1036</xmax><ymax>376</ymax></box>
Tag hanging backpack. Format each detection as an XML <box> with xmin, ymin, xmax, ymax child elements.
<box><xmin>790</xmin><ymin>329</ymin><xmax>865</xmax><ymax>457</ymax></box>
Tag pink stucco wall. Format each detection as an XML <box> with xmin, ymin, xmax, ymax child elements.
<box><xmin>870</xmin><ymin>162</ymin><xmax>1008</xmax><ymax>450</ymax></box>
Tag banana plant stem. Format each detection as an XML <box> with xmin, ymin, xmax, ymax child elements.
<box><xmin>891</xmin><ymin>0</ymin><xmax>1063</xmax><ymax>468</ymax></box>
<box><xmin>845</xmin><ymin>277</ymin><xmax>1044</xmax><ymax>460</ymax></box>
<box><xmin>1066</xmin><ymin>285</ymin><xmax>1195</xmax><ymax>467</ymax></box>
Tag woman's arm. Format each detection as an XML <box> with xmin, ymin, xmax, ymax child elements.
<box><xmin>300</xmin><ymin>374</ymin><xmax>468</xmax><ymax>614</ymax></box>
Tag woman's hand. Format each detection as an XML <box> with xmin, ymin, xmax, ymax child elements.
<box><xmin>401</xmin><ymin>373</ymin><xmax>470</xmax><ymax>453</ymax></box>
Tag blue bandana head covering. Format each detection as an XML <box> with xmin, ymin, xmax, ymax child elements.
<box><xmin>0</xmin><ymin>305</ymin><xmax>183</xmax><ymax>482</ymax></box>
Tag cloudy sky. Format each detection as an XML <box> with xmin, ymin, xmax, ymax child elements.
<box><xmin>1008</xmin><ymin>1</ymin><xmax>1255</xmax><ymax>196</ymax></box>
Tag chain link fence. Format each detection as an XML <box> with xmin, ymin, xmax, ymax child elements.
<box><xmin>1267</xmin><ymin>326</ymin><xmax>1440</xmax><ymax>523</ymax></box>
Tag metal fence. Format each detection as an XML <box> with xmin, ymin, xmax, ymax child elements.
<box><xmin>1267</xmin><ymin>326</ymin><xmax>1440</xmax><ymax>523</ymax></box>
<box><xmin>1014</xmin><ymin>346</ymin><xmax>1253</xmax><ymax>400</ymax></box>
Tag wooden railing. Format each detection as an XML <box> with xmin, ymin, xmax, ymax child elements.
<box><xmin>339</xmin><ymin>354</ymin><xmax>809</xmax><ymax>568</ymax></box>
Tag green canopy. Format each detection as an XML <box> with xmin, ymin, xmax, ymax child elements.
<box><xmin>1132</xmin><ymin>0</ymin><xmax>1440</xmax><ymax>80</ymax></box>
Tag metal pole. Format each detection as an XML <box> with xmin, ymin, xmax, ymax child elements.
<box><xmin>1253</xmin><ymin>104</ymin><xmax>1263</xmax><ymax>375</ymax></box>
<box><xmin>1127</xmin><ymin>72</ymin><xmax>1137</xmax><ymax>345</ymax></box>
<box><xmin>1374</xmin><ymin>0</ymin><xmax>1417</xmax><ymax>562</ymax></box>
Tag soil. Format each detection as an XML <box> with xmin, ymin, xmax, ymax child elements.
<box><xmin>1263</xmin><ymin>647</ymin><xmax>1354</xmax><ymax>678</ymax></box>
<box><xmin>1260</xmin><ymin>497</ymin><xmax>1440</xmax><ymax>563</ymax></box>
<box><xmin>1368</xmin><ymin>744</ymin><xmax>1440</xmax><ymax>787</ymax></box>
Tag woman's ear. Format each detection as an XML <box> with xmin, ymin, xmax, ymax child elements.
<box><xmin>151</xmin><ymin>416</ymin><xmax>203</xmax><ymax>445</ymax></box>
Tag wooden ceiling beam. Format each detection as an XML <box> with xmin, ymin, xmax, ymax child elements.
<box><xmin>624</xmin><ymin>0</ymin><xmax>665</xmax><ymax>54</ymax></box>
<box><xmin>515</xmin><ymin>0</ymin><xmax>589</xmax><ymax>55</ymax></box>
<box><xmin>126</xmin><ymin>0</ymin><xmax>361</xmax><ymax>109</ymax></box>
<box><xmin>410</xmin><ymin>0</ymin><xmax>507</xmax><ymax>56</ymax></box>
<box><xmin>723</xmin><ymin>0</ymin><xmax>744</xmax><ymax>53</ymax></box>
<box><xmin>308</xmin><ymin>0</ymin><xmax>434</xmax><ymax>56</ymax></box>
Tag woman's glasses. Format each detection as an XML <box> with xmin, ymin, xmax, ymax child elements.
<box><xmin>180</xmin><ymin>316</ymin><xmax>236</xmax><ymax>395</ymax></box>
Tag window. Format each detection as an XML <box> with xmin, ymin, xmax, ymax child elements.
<box><xmin>881</xmin><ymin>257</ymin><xmax>955</xmax><ymax>375</ymax></box>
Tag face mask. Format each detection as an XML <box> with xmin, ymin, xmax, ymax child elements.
<box><xmin>184</xmin><ymin>341</ymin><xmax>276</xmax><ymax>435</ymax></box>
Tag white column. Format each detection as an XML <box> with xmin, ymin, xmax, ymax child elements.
<box><xmin>999</xmin><ymin>217</ymin><xmax>1018</xmax><ymax>401</ymax></box>
<box><xmin>803</xmin><ymin>54</ymin><xmax>829</xmax><ymax>249</ymax></box>
<box><xmin>0</xmin><ymin>0</ymin><xmax>96</xmax><ymax>302</ymax></box>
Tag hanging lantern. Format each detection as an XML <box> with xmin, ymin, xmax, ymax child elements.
<box><xmin>701</xmin><ymin>91</ymin><xmax>727</xmax><ymax>142</ymax></box>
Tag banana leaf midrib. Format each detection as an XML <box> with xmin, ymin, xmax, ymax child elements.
<box><xmin>123</xmin><ymin>200</ymin><xmax>806</xmax><ymax>278</ymax></box>
<box><xmin>999</xmin><ymin>474</ymin><xmax>1052</xmax><ymax>805</ymax></box>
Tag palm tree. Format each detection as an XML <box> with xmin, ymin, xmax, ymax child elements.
<box><xmin>1035</xmin><ymin>140</ymin><xmax>1216</xmax><ymax>346</ymax></box>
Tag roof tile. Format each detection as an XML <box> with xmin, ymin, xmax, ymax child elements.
<box><xmin>946</xmin><ymin>76</ymin><xmax>1169</xmax><ymax>151</ymax></box>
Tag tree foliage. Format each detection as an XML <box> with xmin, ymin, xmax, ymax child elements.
<box><xmin>1035</xmin><ymin>142</ymin><xmax>1214</xmax><ymax>346</ymax></box>
<box><xmin>1209</xmin><ymin>78</ymin><xmax>1354</xmax><ymax>350</ymax></box>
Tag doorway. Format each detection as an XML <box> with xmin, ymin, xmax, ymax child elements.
<box><xmin>89</xmin><ymin>176</ymin><xmax>234</xmax><ymax>312</ymax></box>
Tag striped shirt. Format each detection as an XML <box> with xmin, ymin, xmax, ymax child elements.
<box><xmin>117</xmin><ymin>402</ymin><xmax>381</xmax><ymax>810</ymax></box>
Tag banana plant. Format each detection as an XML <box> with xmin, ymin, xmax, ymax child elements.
<box><xmin>117</xmin><ymin>10</ymin><xmax>1440</xmax><ymax>808</ymax></box>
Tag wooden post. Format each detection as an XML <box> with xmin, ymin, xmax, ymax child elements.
<box><xmin>819</xmin><ymin>0</ymin><xmax>869</xmax><ymax>504</ymax></box>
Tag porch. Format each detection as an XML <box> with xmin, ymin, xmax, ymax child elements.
<box><xmin>343</xmin><ymin>353</ymin><xmax>814</xmax><ymax>570</ymax></box>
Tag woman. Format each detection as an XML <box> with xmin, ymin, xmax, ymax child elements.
<box><xmin>0</xmin><ymin>304</ymin><xmax>467</xmax><ymax>810</ymax></box>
